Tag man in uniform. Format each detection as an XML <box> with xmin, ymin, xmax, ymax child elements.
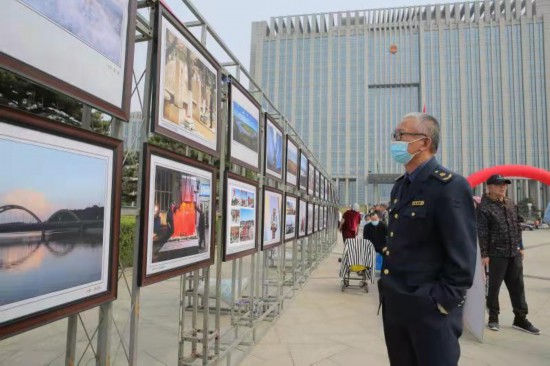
<box><xmin>378</xmin><ymin>113</ymin><xmax>477</xmax><ymax>366</ymax></box>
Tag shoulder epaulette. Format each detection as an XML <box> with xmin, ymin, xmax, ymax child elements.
<box><xmin>395</xmin><ymin>174</ymin><xmax>405</xmax><ymax>182</ymax></box>
<box><xmin>433</xmin><ymin>166</ymin><xmax>454</xmax><ymax>183</ymax></box>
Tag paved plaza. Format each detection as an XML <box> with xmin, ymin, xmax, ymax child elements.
<box><xmin>1</xmin><ymin>230</ymin><xmax>548</xmax><ymax>365</ymax></box>
<box><xmin>240</xmin><ymin>230</ymin><xmax>550</xmax><ymax>366</ymax></box>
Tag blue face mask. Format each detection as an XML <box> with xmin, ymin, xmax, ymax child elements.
<box><xmin>371</xmin><ymin>220</ymin><xmax>379</xmax><ymax>226</ymax></box>
<box><xmin>390</xmin><ymin>138</ymin><xmax>423</xmax><ymax>165</ymax></box>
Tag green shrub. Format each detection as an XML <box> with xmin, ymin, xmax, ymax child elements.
<box><xmin>119</xmin><ymin>215</ymin><xmax>136</xmax><ymax>268</ymax></box>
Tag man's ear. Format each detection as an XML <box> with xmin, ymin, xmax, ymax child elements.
<box><xmin>422</xmin><ymin>137</ymin><xmax>432</xmax><ymax>151</ymax></box>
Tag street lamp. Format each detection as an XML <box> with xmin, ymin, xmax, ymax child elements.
<box><xmin>527</xmin><ymin>202</ymin><xmax>533</xmax><ymax>221</ymax></box>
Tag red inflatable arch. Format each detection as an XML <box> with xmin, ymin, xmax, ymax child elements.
<box><xmin>467</xmin><ymin>165</ymin><xmax>550</xmax><ymax>188</ymax></box>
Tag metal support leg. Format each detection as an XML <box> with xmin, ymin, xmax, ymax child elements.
<box><xmin>97</xmin><ymin>302</ymin><xmax>113</xmax><ymax>366</ymax></box>
<box><xmin>65</xmin><ymin>315</ymin><xmax>78</xmax><ymax>366</ymax></box>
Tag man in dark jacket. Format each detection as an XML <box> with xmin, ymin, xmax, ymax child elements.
<box><xmin>363</xmin><ymin>212</ymin><xmax>387</xmax><ymax>253</ymax></box>
<box><xmin>380</xmin><ymin>113</ymin><xmax>477</xmax><ymax>366</ymax></box>
<box><xmin>477</xmin><ymin>174</ymin><xmax>540</xmax><ymax>335</ymax></box>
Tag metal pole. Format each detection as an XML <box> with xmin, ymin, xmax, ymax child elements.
<box><xmin>178</xmin><ymin>274</ymin><xmax>187</xmax><ymax>364</ymax></box>
<box><xmin>94</xmin><ymin>117</ymin><xmax>122</xmax><ymax>366</ymax></box>
<box><xmin>65</xmin><ymin>315</ymin><xmax>78</xmax><ymax>366</ymax></box>
<box><xmin>128</xmin><ymin>6</ymin><xmax>155</xmax><ymax>364</ymax></box>
<box><xmin>96</xmin><ymin>302</ymin><xmax>113</xmax><ymax>366</ymax></box>
<box><xmin>202</xmin><ymin>267</ymin><xmax>210</xmax><ymax>365</ymax></box>
<box><xmin>214</xmin><ymin>74</ymin><xmax>228</xmax><ymax>361</ymax></box>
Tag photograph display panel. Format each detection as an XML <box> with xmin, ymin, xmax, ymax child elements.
<box><xmin>286</xmin><ymin>138</ymin><xmax>298</xmax><ymax>186</ymax></box>
<box><xmin>314</xmin><ymin>169</ymin><xmax>320</xmax><ymax>198</ymax></box>
<box><xmin>229</xmin><ymin>80</ymin><xmax>260</xmax><ymax>170</ymax></box>
<box><xmin>307</xmin><ymin>163</ymin><xmax>315</xmax><ymax>196</ymax></box>
<box><xmin>224</xmin><ymin>174</ymin><xmax>258</xmax><ymax>260</ymax></box>
<box><xmin>0</xmin><ymin>108</ymin><xmax>121</xmax><ymax>338</ymax></box>
<box><xmin>307</xmin><ymin>202</ymin><xmax>313</xmax><ymax>235</ymax></box>
<box><xmin>299</xmin><ymin>151</ymin><xmax>308</xmax><ymax>191</ymax></box>
<box><xmin>298</xmin><ymin>199</ymin><xmax>307</xmax><ymax>238</ymax></box>
<box><xmin>264</xmin><ymin>116</ymin><xmax>283</xmax><ymax>180</ymax></box>
<box><xmin>139</xmin><ymin>145</ymin><xmax>215</xmax><ymax>286</ymax></box>
<box><xmin>284</xmin><ymin>195</ymin><xmax>297</xmax><ymax>241</ymax></box>
<box><xmin>313</xmin><ymin>204</ymin><xmax>319</xmax><ymax>232</ymax></box>
<box><xmin>0</xmin><ymin>0</ymin><xmax>135</xmax><ymax>119</ymax></box>
<box><xmin>154</xmin><ymin>7</ymin><xmax>220</xmax><ymax>155</ymax></box>
<box><xmin>315</xmin><ymin>204</ymin><xmax>320</xmax><ymax>232</ymax></box>
<box><xmin>262</xmin><ymin>188</ymin><xmax>283</xmax><ymax>249</ymax></box>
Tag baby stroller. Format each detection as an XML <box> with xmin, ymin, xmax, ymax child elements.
<box><xmin>340</xmin><ymin>238</ymin><xmax>375</xmax><ymax>292</ymax></box>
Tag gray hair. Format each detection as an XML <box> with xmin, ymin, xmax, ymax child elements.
<box><xmin>352</xmin><ymin>203</ymin><xmax>360</xmax><ymax>211</ymax></box>
<box><xmin>402</xmin><ymin>112</ymin><xmax>440</xmax><ymax>152</ymax></box>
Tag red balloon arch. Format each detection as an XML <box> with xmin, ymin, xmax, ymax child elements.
<box><xmin>466</xmin><ymin>165</ymin><xmax>550</xmax><ymax>188</ymax></box>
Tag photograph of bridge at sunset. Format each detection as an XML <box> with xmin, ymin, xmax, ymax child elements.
<box><xmin>0</xmin><ymin>121</ymin><xmax>113</xmax><ymax>325</ymax></box>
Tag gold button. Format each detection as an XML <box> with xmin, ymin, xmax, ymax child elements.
<box><xmin>390</xmin><ymin>232</ymin><xmax>394</xmax><ymax>237</ymax></box>
<box><xmin>385</xmin><ymin>250</ymin><xmax>390</xmax><ymax>256</ymax></box>
<box><xmin>393</xmin><ymin>199</ymin><xmax>398</xmax><ymax>203</ymax></box>
<box><xmin>411</xmin><ymin>212</ymin><xmax>416</xmax><ymax>217</ymax></box>
<box><xmin>435</xmin><ymin>170</ymin><xmax>439</xmax><ymax>173</ymax></box>
<box><xmin>383</xmin><ymin>269</ymin><xmax>389</xmax><ymax>275</ymax></box>
<box><xmin>394</xmin><ymin>213</ymin><xmax>398</xmax><ymax>219</ymax></box>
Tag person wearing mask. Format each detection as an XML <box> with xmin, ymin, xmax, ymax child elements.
<box><xmin>363</xmin><ymin>212</ymin><xmax>387</xmax><ymax>253</ymax></box>
<box><xmin>378</xmin><ymin>112</ymin><xmax>477</xmax><ymax>366</ymax></box>
<box><xmin>477</xmin><ymin>174</ymin><xmax>540</xmax><ymax>335</ymax></box>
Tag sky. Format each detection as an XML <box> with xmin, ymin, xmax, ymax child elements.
<box><xmin>168</xmin><ymin>0</ymin><xmax>459</xmax><ymax>73</ymax></box>
<box><xmin>0</xmin><ymin>138</ymin><xmax>107</xmax><ymax>221</ymax></box>
<box><xmin>131</xmin><ymin>0</ymin><xmax>458</xmax><ymax>111</ymax></box>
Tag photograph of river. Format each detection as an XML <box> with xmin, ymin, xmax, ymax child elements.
<box><xmin>0</xmin><ymin>229</ymin><xmax>104</xmax><ymax>306</ymax></box>
<box><xmin>0</xmin><ymin>121</ymin><xmax>111</xmax><ymax>322</ymax></box>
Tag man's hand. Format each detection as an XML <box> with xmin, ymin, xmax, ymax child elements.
<box><xmin>520</xmin><ymin>250</ymin><xmax>525</xmax><ymax>259</ymax></box>
<box><xmin>482</xmin><ymin>257</ymin><xmax>490</xmax><ymax>267</ymax></box>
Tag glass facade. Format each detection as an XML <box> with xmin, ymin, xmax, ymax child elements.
<box><xmin>251</xmin><ymin>1</ymin><xmax>550</xmax><ymax>205</ymax></box>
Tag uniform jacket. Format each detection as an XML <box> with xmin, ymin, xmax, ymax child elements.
<box><xmin>378</xmin><ymin>158</ymin><xmax>477</xmax><ymax>317</ymax></box>
<box><xmin>476</xmin><ymin>194</ymin><xmax>522</xmax><ymax>258</ymax></box>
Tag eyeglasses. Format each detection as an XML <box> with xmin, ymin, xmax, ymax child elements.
<box><xmin>391</xmin><ymin>131</ymin><xmax>427</xmax><ymax>141</ymax></box>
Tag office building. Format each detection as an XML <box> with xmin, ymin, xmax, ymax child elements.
<box><xmin>250</xmin><ymin>0</ymin><xmax>550</xmax><ymax>209</ymax></box>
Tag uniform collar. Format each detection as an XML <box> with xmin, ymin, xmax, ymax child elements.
<box><xmin>404</xmin><ymin>157</ymin><xmax>437</xmax><ymax>183</ymax></box>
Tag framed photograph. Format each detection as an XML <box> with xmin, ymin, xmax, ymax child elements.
<box><xmin>315</xmin><ymin>169</ymin><xmax>320</xmax><ymax>198</ymax></box>
<box><xmin>224</xmin><ymin>173</ymin><xmax>258</xmax><ymax>261</ymax></box>
<box><xmin>138</xmin><ymin>144</ymin><xmax>215</xmax><ymax>287</ymax></box>
<box><xmin>307</xmin><ymin>202</ymin><xmax>314</xmax><ymax>235</ymax></box>
<box><xmin>0</xmin><ymin>0</ymin><xmax>135</xmax><ymax>120</ymax></box>
<box><xmin>264</xmin><ymin>114</ymin><xmax>283</xmax><ymax>181</ymax></box>
<box><xmin>152</xmin><ymin>4</ymin><xmax>221</xmax><ymax>156</ymax></box>
<box><xmin>285</xmin><ymin>137</ymin><xmax>298</xmax><ymax>187</ymax></box>
<box><xmin>229</xmin><ymin>77</ymin><xmax>261</xmax><ymax>170</ymax></box>
<box><xmin>262</xmin><ymin>187</ymin><xmax>283</xmax><ymax>250</ymax></box>
<box><xmin>308</xmin><ymin>163</ymin><xmax>315</xmax><ymax>196</ymax></box>
<box><xmin>299</xmin><ymin>151</ymin><xmax>308</xmax><ymax>191</ymax></box>
<box><xmin>0</xmin><ymin>106</ymin><xmax>121</xmax><ymax>339</ymax></box>
<box><xmin>313</xmin><ymin>204</ymin><xmax>319</xmax><ymax>232</ymax></box>
<box><xmin>284</xmin><ymin>195</ymin><xmax>297</xmax><ymax>242</ymax></box>
<box><xmin>313</xmin><ymin>205</ymin><xmax>322</xmax><ymax>231</ymax></box>
<box><xmin>324</xmin><ymin>206</ymin><xmax>328</xmax><ymax>229</ymax></box>
<box><xmin>298</xmin><ymin>199</ymin><xmax>307</xmax><ymax>238</ymax></box>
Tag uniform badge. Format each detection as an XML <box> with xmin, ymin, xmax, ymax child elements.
<box><xmin>412</xmin><ymin>201</ymin><xmax>425</xmax><ymax>206</ymax></box>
